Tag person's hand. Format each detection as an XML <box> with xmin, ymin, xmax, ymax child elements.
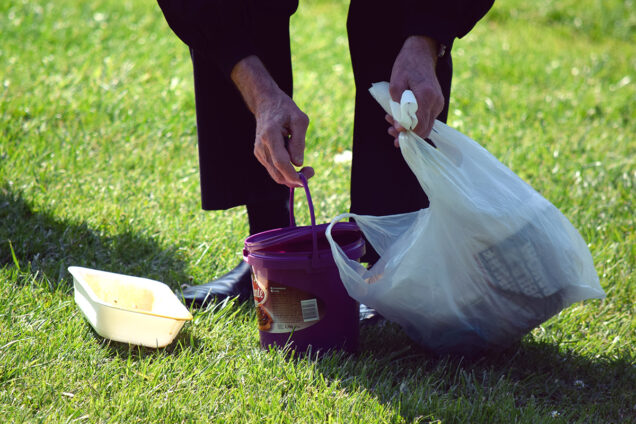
<box><xmin>231</xmin><ymin>55</ymin><xmax>314</xmax><ymax>187</ymax></box>
<box><xmin>387</xmin><ymin>35</ymin><xmax>444</xmax><ymax>147</ymax></box>
<box><xmin>253</xmin><ymin>91</ymin><xmax>314</xmax><ymax>187</ymax></box>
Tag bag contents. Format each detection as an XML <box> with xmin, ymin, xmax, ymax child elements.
<box><xmin>326</xmin><ymin>82</ymin><xmax>605</xmax><ymax>355</ymax></box>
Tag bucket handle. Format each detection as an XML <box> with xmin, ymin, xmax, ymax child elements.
<box><xmin>288</xmin><ymin>172</ymin><xmax>319</xmax><ymax>264</ymax></box>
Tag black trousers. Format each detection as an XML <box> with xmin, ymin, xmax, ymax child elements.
<box><xmin>191</xmin><ymin>0</ymin><xmax>452</xmax><ymax>215</ymax></box>
<box><xmin>190</xmin><ymin>6</ymin><xmax>293</xmax><ymax>210</ymax></box>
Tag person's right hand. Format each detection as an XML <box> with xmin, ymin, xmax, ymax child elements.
<box><xmin>386</xmin><ymin>35</ymin><xmax>444</xmax><ymax>148</ymax></box>
<box><xmin>253</xmin><ymin>91</ymin><xmax>314</xmax><ymax>187</ymax></box>
<box><xmin>231</xmin><ymin>55</ymin><xmax>314</xmax><ymax>188</ymax></box>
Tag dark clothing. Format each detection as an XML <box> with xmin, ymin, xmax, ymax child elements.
<box><xmin>157</xmin><ymin>0</ymin><xmax>493</xmax><ymax>212</ymax></box>
<box><xmin>159</xmin><ymin>2</ymin><xmax>298</xmax><ymax>209</ymax></box>
<box><xmin>346</xmin><ymin>0</ymin><xmax>455</xmax><ymax>216</ymax></box>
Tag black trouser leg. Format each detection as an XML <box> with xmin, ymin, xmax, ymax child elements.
<box><xmin>247</xmin><ymin>197</ymin><xmax>291</xmax><ymax>235</ymax></box>
<box><xmin>190</xmin><ymin>9</ymin><xmax>294</xmax><ymax>211</ymax></box>
<box><xmin>347</xmin><ymin>0</ymin><xmax>453</xmax><ymax>263</ymax></box>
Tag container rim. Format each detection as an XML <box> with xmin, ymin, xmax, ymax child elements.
<box><xmin>68</xmin><ymin>266</ymin><xmax>193</xmax><ymax>321</ymax></box>
<box><xmin>244</xmin><ymin>222</ymin><xmax>360</xmax><ymax>253</ymax></box>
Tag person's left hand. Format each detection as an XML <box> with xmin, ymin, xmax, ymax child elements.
<box><xmin>386</xmin><ymin>35</ymin><xmax>444</xmax><ymax>148</ymax></box>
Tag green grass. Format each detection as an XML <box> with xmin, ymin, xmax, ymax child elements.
<box><xmin>1</xmin><ymin>0</ymin><xmax>634</xmax><ymax>422</ymax></box>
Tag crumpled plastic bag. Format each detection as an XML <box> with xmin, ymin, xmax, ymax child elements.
<box><xmin>326</xmin><ymin>81</ymin><xmax>605</xmax><ymax>355</ymax></box>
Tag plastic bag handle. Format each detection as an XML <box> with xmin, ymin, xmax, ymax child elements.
<box><xmin>288</xmin><ymin>173</ymin><xmax>319</xmax><ymax>260</ymax></box>
<box><xmin>326</xmin><ymin>212</ymin><xmax>371</xmax><ymax>299</ymax></box>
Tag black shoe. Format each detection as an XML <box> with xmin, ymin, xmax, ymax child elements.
<box><xmin>178</xmin><ymin>261</ymin><xmax>252</xmax><ymax>307</ymax></box>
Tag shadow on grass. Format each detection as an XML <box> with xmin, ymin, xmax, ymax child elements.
<box><xmin>85</xmin><ymin>325</ymin><xmax>206</xmax><ymax>359</ymax></box>
<box><xmin>311</xmin><ymin>322</ymin><xmax>634</xmax><ymax>422</ymax></box>
<box><xmin>0</xmin><ymin>186</ymin><xmax>190</xmax><ymax>292</ymax></box>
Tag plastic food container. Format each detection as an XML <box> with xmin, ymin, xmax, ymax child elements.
<box><xmin>68</xmin><ymin>266</ymin><xmax>192</xmax><ymax>348</ymax></box>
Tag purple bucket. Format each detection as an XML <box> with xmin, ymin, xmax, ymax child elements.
<box><xmin>243</xmin><ymin>174</ymin><xmax>365</xmax><ymax>354</ymax></box>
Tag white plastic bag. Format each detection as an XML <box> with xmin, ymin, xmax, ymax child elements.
<box><xmin>326</xmin><ymin>82</ymin><xmax>605</xmax><ymax>355</ymax></box>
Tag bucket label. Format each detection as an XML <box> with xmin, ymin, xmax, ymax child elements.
<box><xmin>252</xmin><ymin>272</ymin><xmax>324</xmax><ymax>333</ymax></box>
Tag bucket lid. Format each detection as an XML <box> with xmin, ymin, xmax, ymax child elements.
<box><xmin>244</xmin><ymin>222</ymin><xmax>365</xmax><ymax>269</ymax></box>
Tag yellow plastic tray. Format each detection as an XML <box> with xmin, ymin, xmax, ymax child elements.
<box><xmin>69</xmin><ymin>266</ymin><xmax>192</xmax><ymax>348</ymax></box>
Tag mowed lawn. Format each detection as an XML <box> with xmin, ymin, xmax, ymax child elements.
<box><xmin>1</xmin><ymin>0</ymin><xmax>634</xmax><ymax>423</ymax></box>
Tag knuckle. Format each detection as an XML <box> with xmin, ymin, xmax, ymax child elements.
<box><xmin>269</xmin><ymin>152</ymin><xmax>283</xmax><ymax>165</ymax></box>
<box><xmin>291</xmin><ymin>111</ymin><xmax>309</xmax><ymax>128</ymax></box>
<box><xmin>259</xmin><ymin>121</ymin><xmax>278</xmax><ymax>135</ymax></box>
<box><xmin>261</xmin><ymin>126</ymin><xmax>277</xmax><ymax>140</ymax></box>
<box><xmin>416</xmin><ymin>84</ymin><xmax>436</xmax><ymax>98</ymax></box>
<box><xmin>272</xmin><ymin>157</ymin><xmax>287</xmax><ymax>169</ymax></box>
<box><xmin>389</xmin><ymin>79</ymin><xmax>407</xmax><ymax>96</ymax></box>
<box><xmin>299</xmin><ymin>112</ymin><xmax>309</xmax><ymax>126</ymax></box>
<box><xmin>262</xmin><ymin>135</ymin><xmax>280</xmax><ymax>149</ymax></box>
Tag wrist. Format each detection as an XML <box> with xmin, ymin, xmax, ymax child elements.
<box><xmin>231</xmin><ymin>55</ymin><xmax>283</xmax><ymax>116</ymax></box>
<box><xmin>404</xmin><ymin>35</ymin><xmax>442</xmax><ymax>65</ymax></box>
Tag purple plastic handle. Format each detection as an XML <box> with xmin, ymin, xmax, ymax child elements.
<box><xmin>289</xmin><ymin>173</ymin><xmax>319</xmax><ymax>262</ymax></box>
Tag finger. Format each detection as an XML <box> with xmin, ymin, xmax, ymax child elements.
<box><xmin>387</xmin><ymin>114</ymin><xmax>407</xmax><ymax>135</ymax></box>
<box><xmin>427</xmin><ymin>115</ymin><xmax>436</xmax><ymax>138</ymax></box>
<box><xmin>299</xmin><ymin>166</ymin><xmax>315</xmax><ymax>181</ymax></box>
<box><xmin>256</xmin><ymin>146</ymin><xmax>287</xmax><ymax>186</ymax></box>
<box><xmin>431</xmin><ymin>97</ymin><xmax>444</xmax><ymax>128</ymax></box>
<box><xmin>287</xmin><ymin>112</ymin><xmax>309</xmax><ymax>167</ymax></box>
<box><xmin>388</xmin><ymin>126</ymin><xmax>398</xmax><ymax>138</ymax></box>
<box><xmin>412</xmin><ymin>89</ymin><xmax>444</xmax><ymax>138</ymax></box>
<box><xmin>389</xmin><ymin>76</ymin><xmax>408</xmax><ymax>103</ymax></box>
<box><xmin>253</xmin><ymin>141</ymin><xmax>269</xmax><ymax>172</ymax></box>
<box><xmin>421</xmin><ymin>114</ymin><xmax>434</xmax><ymax>138</ymax></box>
<box><xmin>269</xmin><ymin>138</ymin><xmax>302</xmax><ymax>187</ymax></box>
<box><xmin>413</xmin><ymin>111</ymin><xmax>432</xmax><ymax>139</ymax></box>
<box><xmin>267</xmin><ymin>165</ymin><xmax>287</xmax><ymax>186</ymax></box>
<box><xmin>420</xmin><ymin>96</ymin><xmax>443</xmax><ymax>134</ymax></box>
<box><xmin>255</xmin><ymin>133</ymin><xmax>294</xmax><ymax>186</ymax></box>
<box><xmin>394</xmin><ymin>137</ymin><xmax>400</xmax><ymax>148</ymax></box>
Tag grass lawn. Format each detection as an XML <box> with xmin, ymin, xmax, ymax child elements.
<box><xmin>1</xmin><ymin>0</ymin><xmax>634</xmax><ymax>422</ymax></box>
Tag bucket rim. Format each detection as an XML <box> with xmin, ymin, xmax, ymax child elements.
<box><xmin>244</xmin><ymin>221</ymin><xmax>360</xmax><ymax>253</ymax></box>
<box><xmin>244</xmin><ymin>234</ymin><xmax>365</xmax><ymax>269</ymax></box>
